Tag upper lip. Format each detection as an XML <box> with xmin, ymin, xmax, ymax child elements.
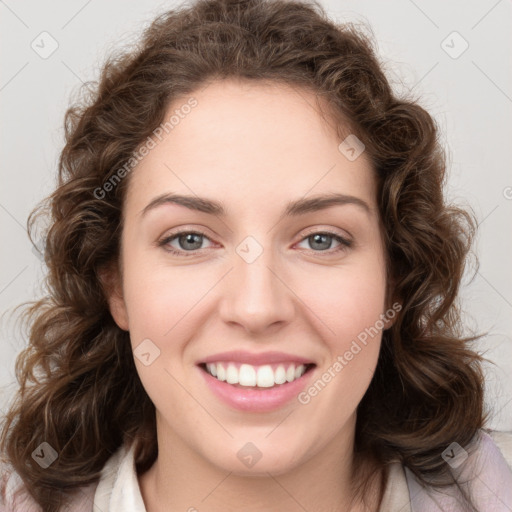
<box><xmin>198</xmin><ymin>350</ymin><xmax>315</xmax><ymax>366</ymax></box>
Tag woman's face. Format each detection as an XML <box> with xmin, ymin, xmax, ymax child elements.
<box><xmin>107</xmin><ymin>79</ymin><xmax>392</xmax><ymax>475</ymax></box>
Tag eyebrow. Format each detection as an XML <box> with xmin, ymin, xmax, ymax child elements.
<box><xmin>139</xmin><ymin>192</ymin><xmax>372</xmax><ymax>219</ymax></box>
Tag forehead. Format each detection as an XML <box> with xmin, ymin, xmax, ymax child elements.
<box><xmin>125</xmin><ymin>79</ymin><xmax>376</xmax><ymax>215</ymax></box>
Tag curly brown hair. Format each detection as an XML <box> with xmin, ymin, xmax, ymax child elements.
<box><xmin>0</xmin><ymin>0</ymin><xmax>490</xmax><ymax>510</ymax></box>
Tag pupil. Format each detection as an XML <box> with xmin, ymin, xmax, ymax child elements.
<box><xmin>182</xmin><ymin>233</ymin><xmax>202</xmax><ymax>250</ymax></box>
<box><xmin>312</xmin><ymin>233</ymin><xmax>330</xmax><ymax>250</ymax></box>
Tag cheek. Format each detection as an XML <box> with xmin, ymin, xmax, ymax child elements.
<box><xmin>122</xmin><ymin>258</ymin><xmax>208</xmax><ymax>343</ymax></box>
<box><xmin>298</xmin><ymin>257</ymin><xmax>387</xmax><ymax>351</ymax></box>
<box><xmin>296</xmin><ymin>263</ymin><xmax>386</xmax><ymax>418</ymax></box>
<box><xmin>121</xmin><ymin>263</ymin><xmax>207</xmax><ymax>400</ymax></box>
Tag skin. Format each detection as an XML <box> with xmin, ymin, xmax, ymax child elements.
<box><xmin>106</xmin><ymin>78</ymin><xmax>394</xmax><ymax>512</ymax></box>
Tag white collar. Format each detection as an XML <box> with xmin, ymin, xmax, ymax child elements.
<box><xmin>94</xmin><ymin>442</ymin><xmax>147</xmax><ymax>512</ymax></box>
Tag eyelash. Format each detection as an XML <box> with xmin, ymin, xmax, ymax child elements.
<box><xmin>157</xmin><ymin>228</ymin><xmax>353</xmax><ymax>257</ymax></box>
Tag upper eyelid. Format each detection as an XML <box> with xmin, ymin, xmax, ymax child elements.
<box><xmin>299</xmin><ymin>225</ymin><xmax>352</xmax><ymax>240</ymax></box>
<box><xmin>160</xmin><ymin>224</ymin><xmax>351</xmax><ymax>239</ymax></box>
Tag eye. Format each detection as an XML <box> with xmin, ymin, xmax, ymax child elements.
<box><xmin>158</xmin><ymin>230</ymin><xmax>214</xmax><ymax>256</ymax></box>
<box><xmin>296</xmin><ymin>231</ymin><xmax>352</xmax><ymax>255</ymax></box>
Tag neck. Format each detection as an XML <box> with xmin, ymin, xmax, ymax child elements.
<box><xmin>138</xmin><ymin>415</ymin><xmax>383</xmax><ymax>512</ymax></box>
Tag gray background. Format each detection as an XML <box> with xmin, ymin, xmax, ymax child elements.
<box><xmin>1</xmin><ymin>0</ymin><xmax>511</xmax><ymax>430</ymax></box>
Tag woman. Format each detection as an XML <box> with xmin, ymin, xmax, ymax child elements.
<box><xmin>1</xmin><ymin>0</ymin><xmax>511</xmax><ymax>510</ymax></box>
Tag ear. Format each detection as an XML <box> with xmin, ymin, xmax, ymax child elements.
<box><xmin>98</xmin><ymin>261</ymin><xmax>129</xmax><ymax>331</ymax></box>
<box><xmin>383</xmin><ymin>279</ymin><xmax>401</xmax><ymax>331</ymax></box>
<box><xmin>382</xmin><ymin>302</ymin><xmax>401</xmax><ymax>331</ymax></box>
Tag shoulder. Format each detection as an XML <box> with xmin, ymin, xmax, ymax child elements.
<box><xmin>0</xmin><ymin>441</ymin><xmax>135</xmax><ymax>512</ymax></box>
<box><xmin>0</xmin><ymin>464</ymin><xmax>40</xmax><ymax>512</ymax></box>
<box><xmin>487</xmin><ymin>428</ymin><xmax>512</xmax><ymax>468</ymax></box>
<box><xmin>0</xmin><ymin>462</ymin><xmax>98</xmax><ymax>512</ymax></box>
<box><xmin>404</xmin><ymin>428</ymin><xmax>512</xmax><ymax>512</ymax></box>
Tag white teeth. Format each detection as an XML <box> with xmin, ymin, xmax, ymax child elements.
<box><xmin>239</xmin><ymin>364</ymin><xmax>256</xmax><ymax>386</ymax></box>
<box><xmin>206</xmin><ymin>363</ymin><xmax>217</xmax><ymax>377</ymax></box>
<box><xmin>256</xmin><ymin>365</ymin><xmax>275</xmax><ymax>388</ymax></box>
<box><xmin>216</xmin><ymin>364</ymin><xmax>226</xmax><ymax>381</ymax></box>
<box><xmin>274</xmin><ymin>365</ymin><xmax>287</xmax><ymax>385</ymax></box>
<box><xmin>226</xmin><ymin>364</ymin><xmax>239</xmax><ymax>384</ymax></box>
<box><xmin>205</xmin><ymin>362</ymin><xmax>308</xmax><ymax>387</ymax></box>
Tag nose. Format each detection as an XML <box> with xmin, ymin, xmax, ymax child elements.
<box><xmin>218</xmin><ymin>243</ymin><xmax>295</xmax><ymax>335</ymax></box>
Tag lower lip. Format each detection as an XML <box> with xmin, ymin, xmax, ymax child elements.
<box><xmin>198</xmin><ymin>366</ymin><xmax>315</xmax><ymax>413</ymax></box>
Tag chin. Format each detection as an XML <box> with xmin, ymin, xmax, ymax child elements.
<box><xmin>203</xmin><ymin>442</ymin><xmax>304</xmax><ymax>476</ymax></box>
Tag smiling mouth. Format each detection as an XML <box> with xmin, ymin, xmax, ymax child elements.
<box><xmin>199</xmin><ymin>362</ymin><xmax>316</xmax><ymax>388</ymax></box>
